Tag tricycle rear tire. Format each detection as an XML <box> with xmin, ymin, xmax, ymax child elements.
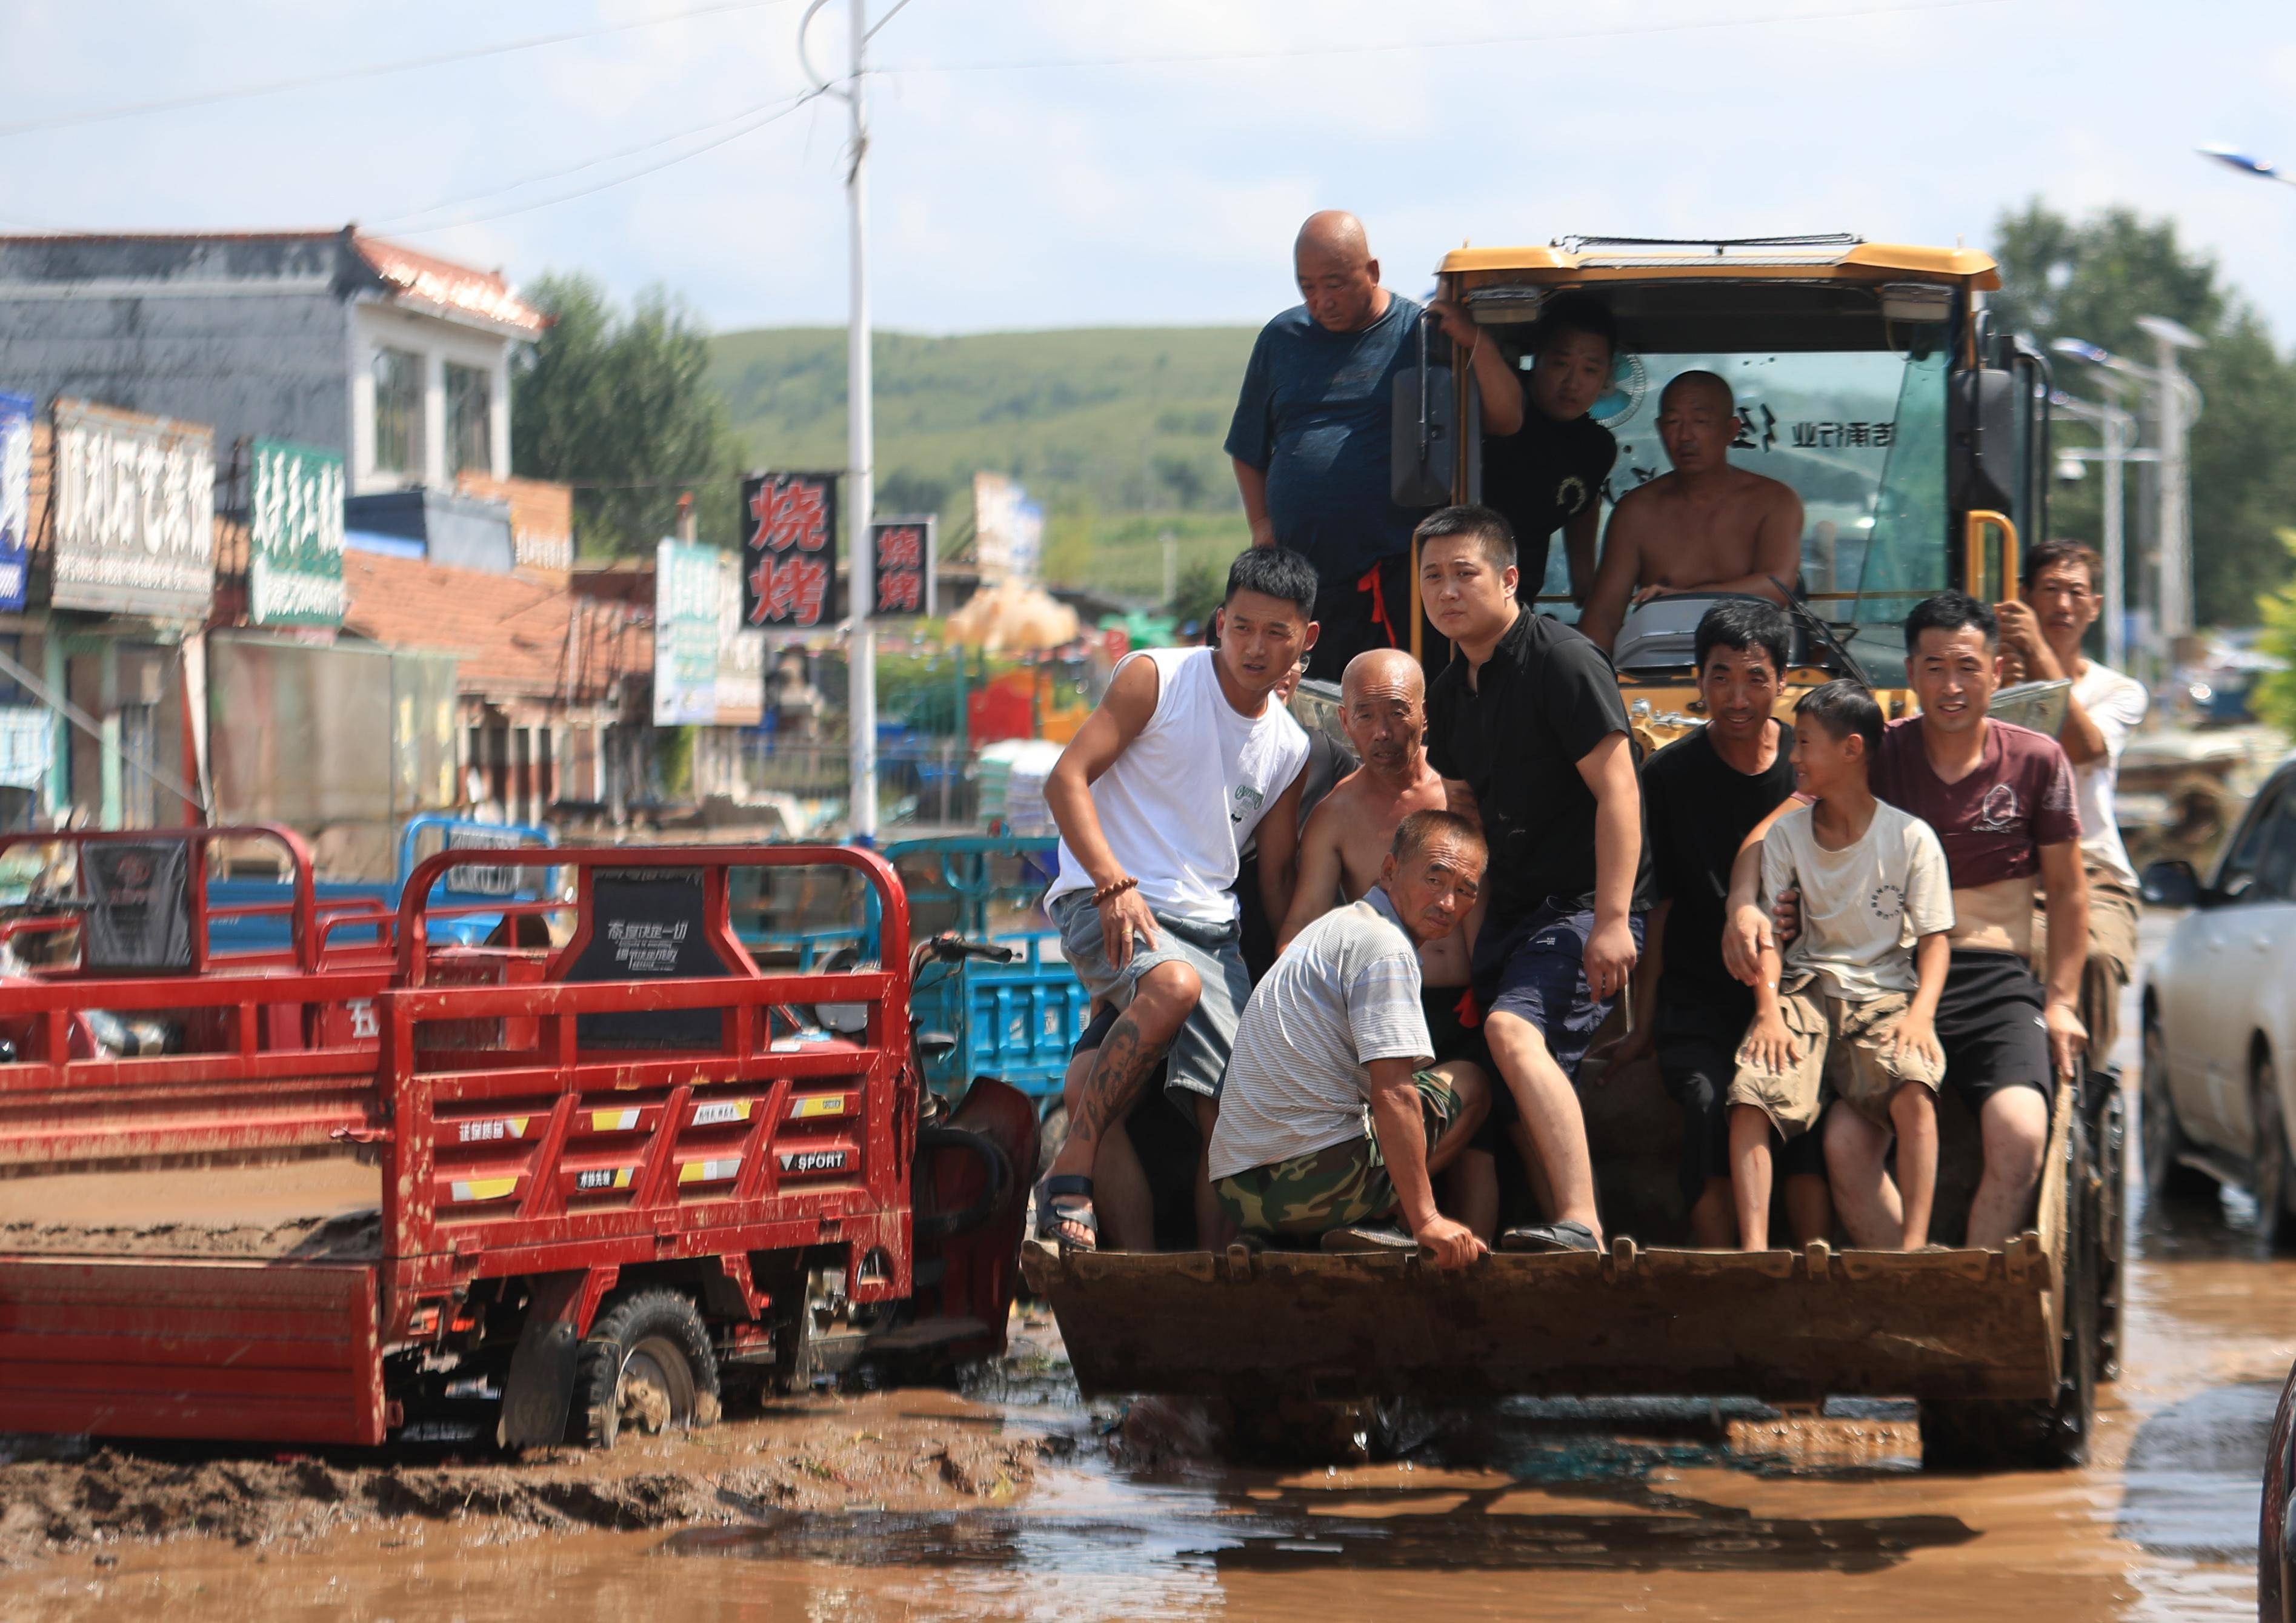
<box><xmin>573</xmin><ymin>1287</ymin><xmax>721</xmax><ymax>1449</ymax></box>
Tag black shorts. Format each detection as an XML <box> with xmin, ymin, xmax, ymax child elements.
<box><xmin>1071</xmin><ymin>1001</ymin><xmax>1119</xmax><ymax>1061</ymax></box>
<box><xmin>1936</xmin><ymin>949</ymin><xmax>2053</xmax><ymax>1111</ymax></box>
<box><xmin>1656</xmin><ymin>980</ymin><xmax>1824</xmax><ymax>1208</ymax></box>
<box><xmin>1304</xmin><ymin>549</ymin><xmax>1452</xmax><ymax>685</ymax></box>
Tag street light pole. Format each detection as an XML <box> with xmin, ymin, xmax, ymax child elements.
<box><xmin>2052</xmin><ymin>385</ymin><xmax>2138</xmax><ymax>668</ymax></box>
<box><xmin>2138</xmin><ymin>314</ymin><xmax>2203</xmax><ymax>646</ymax></box>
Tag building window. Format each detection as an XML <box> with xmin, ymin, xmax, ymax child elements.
<box><xmin>447</xmin><ymin>363</ymin><xmax>492</xmax><ymax>477</ymax></box>
<box><xmin>373</xmin><ymin>348</ymin><xmax>423</xmax><ymax>476</ymax></box>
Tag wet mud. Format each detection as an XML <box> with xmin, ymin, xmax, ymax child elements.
<box><xmin>0</xmin><ymin>1385</ymin><xmax>1067</xmax><ymax>1570</ymax></box>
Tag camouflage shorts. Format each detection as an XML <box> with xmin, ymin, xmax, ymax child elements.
<box><xmin>1214</xmin><ymin>1071</ymin><xmax>1459</xmax><ymax>1237</ymax></box>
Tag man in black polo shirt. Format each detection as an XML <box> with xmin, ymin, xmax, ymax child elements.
<box><xmin>1422</xmin><ymin>504</ymin><xmax>1646</xmax><ymax>1253</ymax></box>
<box><xmin>1612</xmin><ymin>600</ymin><xmax>1820</xmax><ymax>1247</ymax></box>
<box><xmin>1481</xmin><ymin>293</ymin><xmax>1620</xmax><ymax>608</ymax></box>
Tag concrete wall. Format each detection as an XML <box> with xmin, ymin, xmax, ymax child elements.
<box><xmin>0</xmin><ymin>270</ymin><xmax>348</xmax><ymax>475</ymax></box>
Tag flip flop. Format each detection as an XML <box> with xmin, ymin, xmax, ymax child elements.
<box><xmin>1499</xmin><ymin>1220</ymin><xmax>1600</xmax><ymax>1254</ymax></box>
<box><xmin>1034</xmin><ymin>1173</ymin><xmax>1099</xmax><ymax>1253</ymax></box>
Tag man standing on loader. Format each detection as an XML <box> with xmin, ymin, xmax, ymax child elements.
<box><xmin>1226</xmin><ymin>210</ymin><xmax>1523</xmax><ymax>679</ymax></box>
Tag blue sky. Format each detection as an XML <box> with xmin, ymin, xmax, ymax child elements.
<box><xmin>1</xmin><ymin>0</ymin><xmax>2292</xmax><ymax>342</ymax></box>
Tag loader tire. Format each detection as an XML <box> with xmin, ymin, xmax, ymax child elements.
<box><xmin>1920</xmin><ymin>1118</ymin><xmax>2097</xmax><ymax>1470</ymax></box>
<box><xmin>573</xmin><ymin>1288</ymin><xmax>721</xmax><ymax>1449</ymax></box>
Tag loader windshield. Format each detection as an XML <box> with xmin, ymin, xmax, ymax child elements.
<box><xmin>1574</xmin><ymin>345</ymin><xmax>1949</xmax><ymax>635</ymax></box>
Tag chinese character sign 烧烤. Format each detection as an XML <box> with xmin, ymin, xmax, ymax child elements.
<box><xmin>870</xmin><ymin>516</ymin><xmax>934</xmax><ymax>619</ymax></box>
<box><xmin>739</xmin><ymin>472</ymin><xmax>840</xmax><ymax>631</ymax></box>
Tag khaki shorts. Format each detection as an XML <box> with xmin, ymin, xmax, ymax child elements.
<box><xmin>2032</xmin><ymin>863</ymin><xmax>2139</xmax><ymax>1063</ymax></box>
<box><xmin>1731</xmin><ymin>987</ymin><xmax>1945</xmax><ymax>1133</ymax></box>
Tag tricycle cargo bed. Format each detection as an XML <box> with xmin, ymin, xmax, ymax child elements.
<box><xmin>0</xmin><ymin>1255</ymin><xmax>385</xmax><ymax>1444</ymax></box>
<box><xmin>0</xmin><ymin>1153</ymin><xmax>380</xmax><ymax>1259</ymax></box>
<box><xmin>1023</xmin><ymin>1238</ymin><xmax>2063</xmax><ymax>1405</ymax></box>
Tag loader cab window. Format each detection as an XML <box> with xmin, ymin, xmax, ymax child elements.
<box><xmin>1591</xmin><ymin>346</ymin><xmax>1949</xmax><ymax>639</ymax></box>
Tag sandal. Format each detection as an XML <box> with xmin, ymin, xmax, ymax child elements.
<box><xmin>1035</xmin><ymin>1173</ymin><xmax>1099</xmax><ymax>1253</ymax></box>
<box><xmin>1499</xmin><ymin>1220</ymin><xmax>1600</xmax><ymax>1254</ymax></box>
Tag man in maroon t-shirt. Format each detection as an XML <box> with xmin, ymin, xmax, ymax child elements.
<box><xmin>1729</xmin><ymin>592</ymin><xmax>2088</xmax><ymax>1249</ymax></box>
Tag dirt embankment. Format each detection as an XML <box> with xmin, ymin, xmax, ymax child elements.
<box><xmin>0</xmin><ymin>1390</ymin><xmax>1075</xmax><ymax>1569</ymax></box>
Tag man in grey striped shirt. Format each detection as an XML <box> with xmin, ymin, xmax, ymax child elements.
<box><xmin>1209</xmin><ymin>810</ymin><xmax>1494</xmax><ymax>1267</ymax></box>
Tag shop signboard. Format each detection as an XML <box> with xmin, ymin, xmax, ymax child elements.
<box><xmin>713</xmin><ymin>549</ymin><xmax>764</xmax><ymax>726</ymax></box>
<box><xmin>738</xmin><ymin>471</ymin><xmax>839</xmax><ymax>632</ymax></box>
<box><xmin>653</xmin><ymin>539</ymin><xmax>722</xmax><ymax>725</ymax></box>
<box><xmin>0</xmin><ymin>392</ymin><xmax>31</xmax><ymax>612</ymax></box>
<box><xmin>870</xmin><ymin>516</ymin><xmax>935</xmax><ymax>619</ymax></box>
<box><xmin>248</xmin><ymin>437</ymin><xmax>346</xmax><ymax>627</ymax></box>
<box><xmin>972</xmin><ymin>472</ymin><xmax>1041</xmax><ymax>582</ymax></box>
<box><xmin>50</xmin><ymin>399</ymin><xmax>216</xmax><ymax>619</ymax></box>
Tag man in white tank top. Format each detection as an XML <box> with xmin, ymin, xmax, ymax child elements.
<box><xmin>1037</xmin><ymin>548</ymin><xmax>1318</xmax><ymax>1252</ymax></box>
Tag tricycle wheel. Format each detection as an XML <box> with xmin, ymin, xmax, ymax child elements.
<box><xmin>574</xmin><ymin>1288</ymin><xmax>721</xmax><ymax>1449</ymax></box>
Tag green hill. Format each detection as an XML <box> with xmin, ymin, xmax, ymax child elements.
<box><xmin>708</xmin><ymin>326</ymin><xmax>1259</xmax><ymax>603</ymax></box>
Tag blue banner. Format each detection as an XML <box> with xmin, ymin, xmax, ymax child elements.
<box><xmin>0</xmin><ymin>392</ymin><xmax>29</xmax><ymax>612</ymax></box>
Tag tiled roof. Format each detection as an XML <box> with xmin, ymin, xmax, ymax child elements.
<box><xmin>0</xmin><ymin>225</ymin><xmax>547</xmax><ymax>336</ymax></box>
<box><xmin>354</xmin><ymin>234</ymin><xmax>547</xmax><ymax>336</ymax></box>
<box><xmin>341</xmin><ymin>550</ymin><xmax>648</xmax><ymax>706</ymax></box>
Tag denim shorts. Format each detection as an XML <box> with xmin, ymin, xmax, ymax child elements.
<box><xmin>1050</xmin><ymin>889</ymin><xmax>1250</xmax><ymax>1118</ymax></box>
<box><xmin>1472</xmin><ymin>902</ymin><xmax>1645</xmax><ymax>1083</ymax></box>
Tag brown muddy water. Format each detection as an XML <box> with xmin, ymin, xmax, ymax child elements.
<box><xmin>1</xmin><ymin>922</ymin><xmax>2285</xmax><ymax>1621</ymax></box>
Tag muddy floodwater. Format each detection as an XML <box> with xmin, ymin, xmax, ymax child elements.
<box><xmin>2</xmin><ymin>921</ymin><xmax>2286</xmax><ymax>1620</ymax></box>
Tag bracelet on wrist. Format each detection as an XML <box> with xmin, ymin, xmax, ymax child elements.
<box><xmin>1091</xmin><ymin>875</ymin><xmax>1139</xmax><ymax>908</ymax></box>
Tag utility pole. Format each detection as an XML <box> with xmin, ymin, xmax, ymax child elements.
<box><xmin>1160</xmin><ymin>529</ymin><xmax>1177</xmax><ymax>610</ymax></box>
<box><xmin>802</xmin><ymin>0</ymin><xmax>877</xmax><ymax>837</ymax></box>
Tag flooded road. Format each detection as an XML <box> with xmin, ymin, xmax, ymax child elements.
<box><xmin>3</xmin><ymin>921</ymin><xmax>2288</xmax><ymax>1620</ymax></box>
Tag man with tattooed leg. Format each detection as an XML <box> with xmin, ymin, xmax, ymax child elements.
<box><xmin>1037</xmin><ymin>548</ymin><xmax>1317</xmax><ymax>1252</ymax></box>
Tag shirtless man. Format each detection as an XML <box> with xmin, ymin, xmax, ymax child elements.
<box><xmin>1579</xmin><ymin>371</ymin><xmax>1803</xmax><ymax>655</ymax></box>
<box><xmin>1275</xmin><ymin>646</ymin><xmax>1497</xmax><ymax>1235</ymax></box>
<box><xmin>1726</xmin><ymin>592</ymin><xmax>2088</xmax><ymax>1249</ymax></box>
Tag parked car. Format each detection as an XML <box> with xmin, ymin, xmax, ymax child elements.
<box><xmin>2140</xmin><ymin>753</ymin><xmax>2296</xmax><ymax>1248</ymax></box>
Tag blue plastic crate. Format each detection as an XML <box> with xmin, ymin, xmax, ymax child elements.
<box><xmin>929</xmin><ymin>934</ymin><xmax>1092</xmax><ymax>1104</ymax></box>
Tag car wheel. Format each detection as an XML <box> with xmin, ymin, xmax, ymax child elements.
<box><xmin>2142</xmin><ymin>1015</ymin><xmax>2217</xmax><ymax>1203</ymax></box>
<box><xmin>2251</xmin><ymin>1044</ymin><xmax>2296</xmax><ymax>1255</ymax></box>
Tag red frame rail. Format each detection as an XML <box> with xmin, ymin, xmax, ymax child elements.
<box><xmin>379</xmin><ymin>844</ymin><xmax>916</xmax><ymax>1331</ymax></box>
<box><xmin>0</xmin><ymin>823</ymin><xmax>323</xmax><ymax>975</ymax></box>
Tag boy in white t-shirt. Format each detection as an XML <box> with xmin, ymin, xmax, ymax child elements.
<box><xmin>1734</xmin><ymin>682</ymin><xmax>1954</xmax><ymax>1250</ymax></box>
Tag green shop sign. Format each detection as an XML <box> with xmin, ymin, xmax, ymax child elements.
<box><xmin>248</xmin><ymin>437</ymin><xmax>346</xmax><ymax>627</ymax></box>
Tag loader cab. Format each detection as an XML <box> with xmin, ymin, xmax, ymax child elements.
<box><xmin>1406</xmin><ymin>234</ymin><xmax>2049</xmax><ymax>734</ymax></box>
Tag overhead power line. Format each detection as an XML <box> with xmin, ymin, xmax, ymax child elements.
<box><xmin>383</xmin><ymin>89</ymin><xmax>828</xmax><ymax>236</ymax></box>
<box><xmin>0</xmin><ymin>0</ymin><xmax>799</xmax><ymax>141</ymax></box>
<box><xmin>372</xmin><ymin>90</ymin><xmax>818</xmax><ymax>231</ymax></box>
<box><xmin>879</xmin><ymin>0</ymin><xmax>2009</xmax><ymax>75</ymax></box>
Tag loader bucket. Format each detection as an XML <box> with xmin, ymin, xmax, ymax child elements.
<box><xmin>1023</xmin><ymin>1236</ymin><xmax>2063</xmax><ymax>1407</ymax></box>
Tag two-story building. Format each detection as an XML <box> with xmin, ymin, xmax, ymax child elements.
<box><xmin>0</xmin><ymin>227</ymin><xmax>542</xmax><ymax>494</ymax></box>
